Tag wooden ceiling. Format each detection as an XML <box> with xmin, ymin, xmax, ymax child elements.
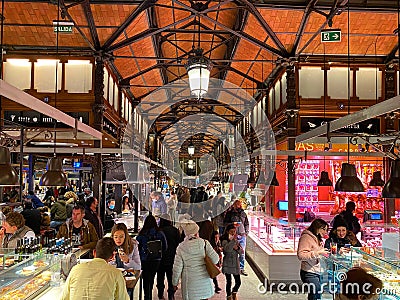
<box><xmin>1</xmin><ymin>0</ymin><xmax>400</xmax><ymax>156</ymax></box>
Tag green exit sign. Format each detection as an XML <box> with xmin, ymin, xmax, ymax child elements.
<box><xmin>53</xmin><ymin>21</ymin><xmax>74</xmax><ymax>33</ymax></box>
<box><xmin>321</xmin><ymin>29</ymin><xmax>341</xmax><ymax>42</ymax></box>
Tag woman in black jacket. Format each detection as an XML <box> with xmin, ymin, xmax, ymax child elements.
<box><xmin>324</xmin><ymin>216</ymin><xmax>361</xmax><ymax>254</ymax></box>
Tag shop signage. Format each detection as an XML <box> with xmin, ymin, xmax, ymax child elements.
<box><xmin>321</xmin><ymin>29</ymin><xmax>341</xmax><ymax>42</ymax></box>
<box><xmin>300</xmin><ymin>117</ymin><xmax>379</xmax><ymax>135</ymax></box>
<box><xmin>4</xmin><ymin>111</ymin><xmax>89</xmax><ymax>128</ymax></box>
<box><xmin>53</xmin><ymin>21</ymin><xmax>74</xmax><ymax>33</ymax></box>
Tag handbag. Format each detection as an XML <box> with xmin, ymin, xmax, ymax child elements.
<box><xmin>204</xmin><ymin>240</ymin><xmax>221</xmax><ymax>279</ymax></box>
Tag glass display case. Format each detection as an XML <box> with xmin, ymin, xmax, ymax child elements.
<box><xmin>0</xmin><ymin>253</ymin><xmax>61</xmax><ymax>300</ymax></box>
<box><xmin>323</xmin><ymin>247</ymin><xmax>400</xmax><ymax>299</ymax></box>
<box><xmin>248</xmin><ymin>211</ymin><xmax>309</xmax><ymax>253</ymax></box>
<box><xmin>0</xmin><ymin>248</ymin><xmax>17</xmax><ymax>270</ymax></box>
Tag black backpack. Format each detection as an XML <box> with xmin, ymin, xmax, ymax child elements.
<box><xmin>146</xmin><ymin>234</ymin><xmax>162</xmax><ymax>260</ymax></box>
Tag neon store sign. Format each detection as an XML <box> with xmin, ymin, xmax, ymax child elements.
<box><xmin>295</xmin><ymin>143</ymin><xmax>365</xmax><ymax>153</ymax></box>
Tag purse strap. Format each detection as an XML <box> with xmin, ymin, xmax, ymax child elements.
<box><xmin>204</xmin><ymin>239</ymin><xmax>207</xmax><ymax>257</ymax></box>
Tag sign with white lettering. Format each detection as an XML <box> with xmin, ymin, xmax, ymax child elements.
<box><xmin>4</xmin><ymin>111</ymin><xmax>89</xmax><ymax>127</ymax></box>
<box><xmin>53</xmin><ymin>21</ymin><xmax>74</xmax><ymax>33</ymax></box>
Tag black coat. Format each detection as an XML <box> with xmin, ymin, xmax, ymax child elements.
<box><xmin>159</xmin><ymin>225</ymin><xmax>181</xmax><ymax>266</ymax></box>
<box><xmin>21</xmin><ymin>208</ymin><xmax>41</xmax><ymax>235</ymax></box>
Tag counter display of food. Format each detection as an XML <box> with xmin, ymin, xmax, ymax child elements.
<box><xmin>0</xmin><ymin>253</ymin><xmax>61</xmax><ymax>300</ymax></box>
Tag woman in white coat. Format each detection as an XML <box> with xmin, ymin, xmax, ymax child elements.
<box><xmin>172</xmin><ymin>219</ymin><xmax>219</xmax><ymax>300</ymax></box>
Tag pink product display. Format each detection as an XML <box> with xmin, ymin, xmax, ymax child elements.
<box><xmin>294</xmin><ymin>160</ymin><xmax>320</xmax><ymax>210</ymax></box>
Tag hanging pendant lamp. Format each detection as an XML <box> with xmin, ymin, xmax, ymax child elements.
<box><xmin>382</xmin><ymin>159</ymin><xmax>400</xmax><ymax>198</ymax></box>
<box><xmin>369</xmin><ymin>171</ymin><xmax>385</xmax><ymax>187</ymax></box>
<box><xmin>270</xmin><ymin>171</ymin><xmax>279</xmax><ymax>186</ymax></box>
<box><xmin>40</xmin><ymin>157</ymin><xmax>67</xmax><ymax>186</ymax></box>
<box><xmin>0</xmin><ymin>146</ymin><xmax>19</xmax><ymax>186</ymax></box>
<box><xmin>334</xmin><ymin>163</ymin><xmax>364</xmax><ymax>192</ymax></box>
<box><xmin>317</xmin><ymin>171</ymin><xmax>333</xmax><ymax>186</ymax></box>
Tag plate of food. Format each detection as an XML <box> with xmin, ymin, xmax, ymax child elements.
<box><xmin>33</xmin><ymin>260</ymin><xmax>48</xmax><ymax>268</ymax></box>
<box><xmin>16</xmin><ymin>266</ymin><xmax>37</xmax><ymax>276</ymax></box>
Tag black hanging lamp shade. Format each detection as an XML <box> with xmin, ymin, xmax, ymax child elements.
<box><xmin>382</xmin><ymin>159</ymin><xmax>400</xmax><ymax>198</ymax></box>
<box><xmin>0</xmin><ymin>146</ymin><xmax>19</xmax><ymax>186</ymax></box>
<box><xmin>40</xmin><ymin>157</ymin><xmax>67</xmax><ymax>186</ymax></box>
<box><xmin>317</xmin><ymin>171</ymin><xmax>333</xmax><ymax>186</ymax></box>
<box><xmin>270</xmin><ymin>171</ymin><xmax>279</xmax><ymax>186</ymax></box>
<box><xmin>369</xmin><ymin>171</ymin><xmax>385</xmax><ymax>187</ymax></box>
<box><xmin>334</xmin><ymin>163</ymin><xmax>364</xmax><ymax>192</ymax></box>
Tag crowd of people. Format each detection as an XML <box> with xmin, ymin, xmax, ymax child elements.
<box><xmin>1</xmin><ymin>185</ymin><xmax>383</xmax><ymax>300</ymax></box>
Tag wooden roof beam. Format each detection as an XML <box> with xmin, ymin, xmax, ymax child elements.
<box><xmin>81</xmin><ymin>0</ymin><xmax>100</xmax><ymax>49</ymax></box>
<box><xmin>291</xmin><ymin>0</ymin><xmax>318</xmax><ymax>56</ymax></box>
<box><xmin>108</xmin><ymin>15</ymin><xmax>194</xmax><ymax>52</ymax></box>
<box><xmin>103</xmin><ymin>0</ymin><xmax>156</xmax><ymax>49</ymax></box>
<box><xmin>239</xmin><ymin>0</ymin><xmax>288</xmax><ymax>56</ymax></box>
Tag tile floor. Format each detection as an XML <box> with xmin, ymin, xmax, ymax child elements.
<box><xmin>132</xmin><ymin>263</ymin><xmax>318</xmax><ymax>300</ymax></box>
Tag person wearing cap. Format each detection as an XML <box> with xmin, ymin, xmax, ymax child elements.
<box><xmin>172</xmin><ymin>219</ymin><xmax>219</xmax><ymax>300</ymax></box>
<box><xmin>325</xmin><ymin>215</ymin><xmax>361</xmax><ymax>254</ymax></box>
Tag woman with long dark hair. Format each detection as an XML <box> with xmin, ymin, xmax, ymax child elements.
<box><xmin>297</xmin><ymin>218</ymin><xmax>329</xmax><ymax>300</ymax></box>
<box><xmin>110</xmin><ymin>223</ymin><xmax>141</xmax><ymax>270</ymax></box>
<box><xmin>136</xmin><ymin>215</ymin><xmax>168</xmax><ymax>300</ymax></box>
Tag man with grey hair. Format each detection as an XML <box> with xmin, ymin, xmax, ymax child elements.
<box><xmin>151</xmin><ymin>191</ymin><xmax>167</xmax><ymax>217</ymax></box>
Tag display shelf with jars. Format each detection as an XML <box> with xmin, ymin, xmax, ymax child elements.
<box><xmin>0</xmin><ymin>253</ymin><xmax>61</xmax><ymax>300</ymax></box>
<box><xmin>323</xmin><ymin>247</ymin><xmax>400</xmax><ymax>299</ymax></box>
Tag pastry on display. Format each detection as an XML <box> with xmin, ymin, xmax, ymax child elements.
<box><xmin>0</xmin><ymin>258</ymin><xmax>15</xmax><ymax>268</ymax></box>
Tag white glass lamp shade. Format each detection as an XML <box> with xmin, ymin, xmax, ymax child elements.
<box><xmin>188</xmin><ymin>144</ymin><xmax>195</xmax><ymax>156</ymax></box>
<box><xmin>188</xmin><ymin>64</ymin><xmax>210</xmax><ymax>98</ymax></box>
